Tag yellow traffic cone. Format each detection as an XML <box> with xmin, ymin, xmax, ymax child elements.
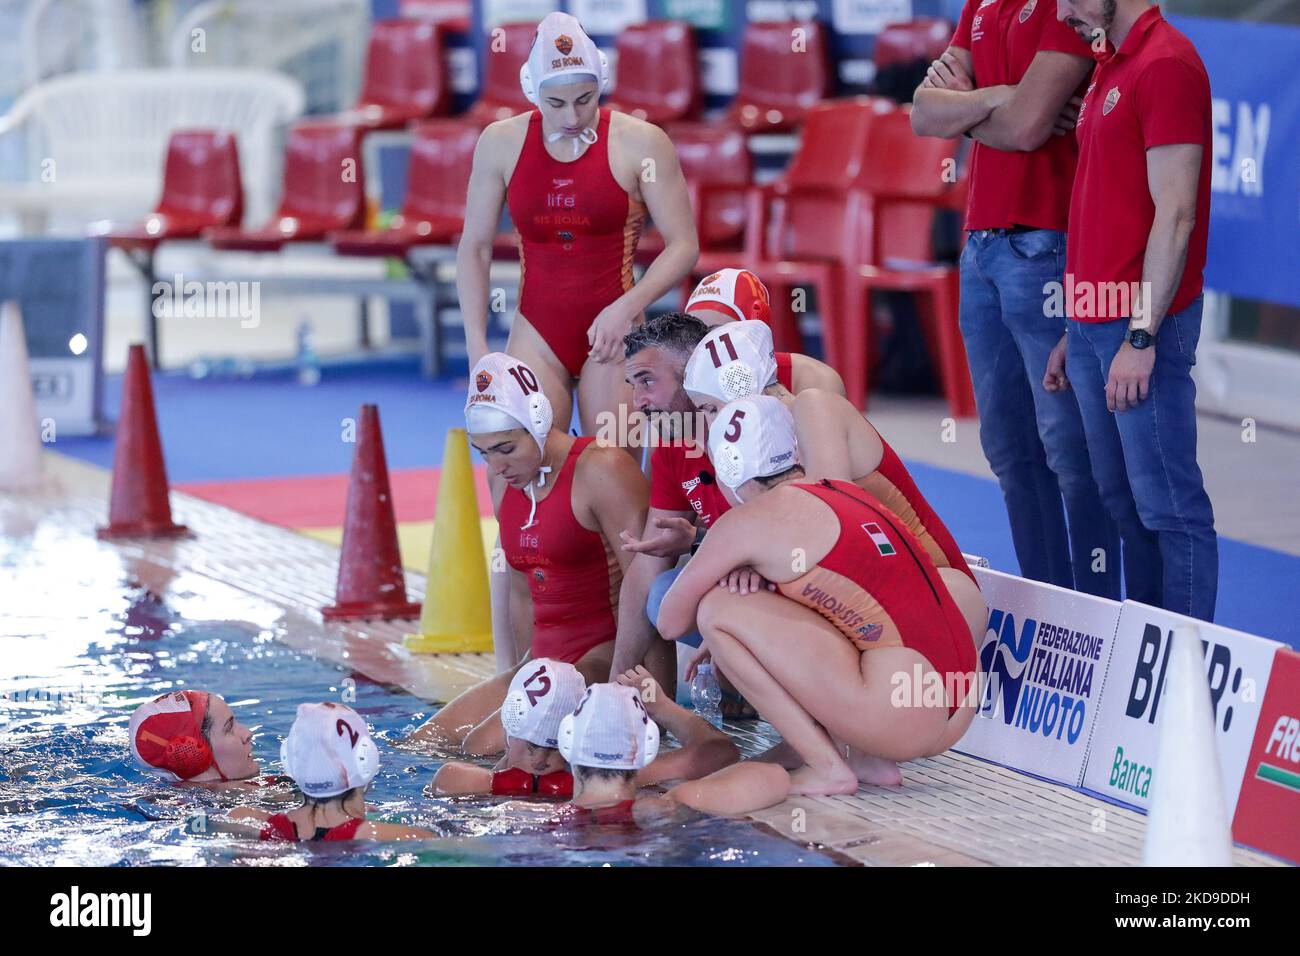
<box><xmin>405</xmin><ymin>428</ymin><xmax>494</xmax><ymax>653</ymax></box>
<box><xmin>0</xmin><ymin>301</ymin><xmax>45</xmax><ymax>491</ymax></box>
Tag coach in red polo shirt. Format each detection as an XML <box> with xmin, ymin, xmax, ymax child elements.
<box><xmin>1044</xmin><ymin>0</ymin><xmax>1217</xmax><ymax>620</ymax></box>
<box><xmin>911</xmin><ymin>0</ymin><xmax>1118</xmax><ymax>600</ymax></box>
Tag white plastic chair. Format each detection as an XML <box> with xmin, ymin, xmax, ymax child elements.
<box><xmin>0</xmin><ymin>68</ymin><xmax>305</xmax><ymax>233</ymax></box>
<box><xmin>170</xmin><ymin>0</ymin><xmax>369</xmax><ymax>115</ymax></box>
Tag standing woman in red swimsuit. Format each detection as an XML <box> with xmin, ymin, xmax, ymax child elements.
<box><xmin>456</xmin><ymin>11</ymin><xmax>699</xmax><ymax>440</ymax></box>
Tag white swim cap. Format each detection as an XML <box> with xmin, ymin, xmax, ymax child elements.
<box><xmin>279</xmin><ymin>702</ymin><xmax>380</xmax><ymax>799</ymax></box>
<box><xmin>500</xmin><ymin>658</ymin><xmax>587</xmax><ymax>749</ymax></box>
<box><xmin>686</xmin><ymin>268</ymin><xmax>773</xmax><ymax>324</ymax></box>
<box><xmin>519</xmin><ymin>12</ymin><xmax>609</xmax><ymax>105</ymax></box>
<box><xmin>707</xmin><ymin>394</ymin><xmax>799</xmax><ymax>497</ymax></box>
<box><xmin>465</xmin><ymin>352</ymin><xmax>553</xmax><ymax>457</ymax></box>
<box><xmin>557</xmin><ymin>683</ymin><xmax>660</xmax><ymax>772</ymax></box>
<box><xmin>683</xmin><ymin>321</ymin><xmax>778</xmax><ymax>405</ymax></box>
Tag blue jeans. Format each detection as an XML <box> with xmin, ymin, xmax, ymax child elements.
<box><xmin>1066</xmin><ymin>299</ymin><xmax>1218</xmax><ymax>621</ymax></box>
<box><xmin>647</xmin><ymin>566</ymin><xmax>702</xmax><ymax>648</ymax></box>
<box><xmin>959</xmin><ymin>229</ymin><xmax>1119</xmax><ymax>597</ymax></box>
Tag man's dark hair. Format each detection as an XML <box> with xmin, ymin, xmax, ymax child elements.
<box><xmin>623</xmin><ymin>311</ymin><xmax>709</xmax><ymax>361</ymax></box>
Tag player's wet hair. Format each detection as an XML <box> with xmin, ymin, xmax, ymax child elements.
<box><xmin>753</xmin><ymin>464</ymin><xmax>806</xmax><ymax>490</ymax></box>
<box><xmin>574</xmin><ymin>765</ymin><xmax>638</xmax><ymax>785</ymax></box>
<box><xmin>623</xmin><ymin>311</ymin><xmax>709</xmax><ymax>361</ymax></box>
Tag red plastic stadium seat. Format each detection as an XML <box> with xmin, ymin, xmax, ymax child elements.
<box><xmin>464</xmin><ymin>21</ymin><xmax>536</xmax><ymax>127</ymax></box>
<box><xmin>607</xmin><ymin>21</ymin><xmax>701</xmax><ymax>125</ymax></box>
<box><xmin>207</xmin><ymin>123</ymin><xmax>365</xmax><ymax>251</ymax></box>
<box><xmin>668</xmin><ymin>121</ymin><xmax>753</xmax><ymax>279</ymax></box>
<box><xmin>874</xmin><ymin>18</ymin><xmax>954</xmax><ymax>71</ymax></box>
<box><xmin>725</xmin><ymin>98</ymin><xmax>884</xmax><ymax>354</ymax></box>
<box><xmin>839</xmin><ymin>105</ymin><xmax>973</xmax><ymax>414</ymax></box>
<box><xmin>729</xmin><ymin>20</ymin><xmax>830</xmax><ymax>133</ymax></box>
<box><xmin>108</xmin><ymin>130</ymin><xmax>243</xmax><ymax>252</ymax></box>
<box><xmin>341</xmin><ymin>19</ymin><xmax>450</xmax><ymax>130</ymax></box>
<box><xmin>332</xmin><ymin>119</ymin><xmax>478</xmax><ymax>256</ymax></box>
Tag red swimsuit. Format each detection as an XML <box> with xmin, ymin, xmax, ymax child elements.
<box><xmin>259</xmin><ymin>814</ymin><xmax>364</xmax><ymax>843</ymax></box>
<box><xmin>507</xmin><ymin>108</ymin><xmax>647</xmax><ymax>379</ymax></box>
<box><xmin>777</xmin><ymin>479</ymin><xmax>977</xmax><ymax>715</ymax></box>
<box><xmin>499</xmin><ymin>437</ymin><xmax>620</xmax><ymax>663</ymax></box>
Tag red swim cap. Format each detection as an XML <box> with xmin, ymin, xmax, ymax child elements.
<box><xmin>687</xmin><ymin>269</ymin><xmax>772</xmax><ymax>325</ymax></box>
<box><xmin>129</xmin><ymin>690</ymin><xmax>217</xmax><ymax>781</ymax></box>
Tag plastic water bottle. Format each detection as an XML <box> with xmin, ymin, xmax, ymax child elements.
<box><xmin>296</xmin><ymin>318</ymin><xmax>320</xmax><ymax>386</ymax></box>
<box><xmin>690</xmin><ymin>662</ymin><xmax>724</xmax><ymax>729</ymax></box>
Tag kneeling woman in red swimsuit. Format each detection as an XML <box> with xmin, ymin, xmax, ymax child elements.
<box><xmin>659</xmin><ymin>397</ymin><xmax>987</xmax><ymax>804</ymax></box>
<box><xmin>456</xmin><ymin>11</ymin><xmax>698</xmax><ymax>439</ymax></box>
<box><xmin>224</xmin><ymin>703</ymin><xmax>431</xmax><ymax>843</ymax></box>
<box><xmin>406</xmin><ymin>352</ymin><xmax>649</xmax><ymax>756</ymax></box>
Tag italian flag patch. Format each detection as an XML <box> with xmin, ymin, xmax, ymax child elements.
<box><xmin>861</xmin><ymin>522</ymin><xmax>896</xmax><ymax>557</ymax></box>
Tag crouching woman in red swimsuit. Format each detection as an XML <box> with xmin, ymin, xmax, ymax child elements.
<box><xmin>405</xmin><ymin>352</ymin><xmax>649</xmax><ymax>756</ymax></box>
<box><xmin>456</xmin><ymin>11</ymin><xmax>698</xmax><ymax>439</ymax></box>
<box><xmin>658</xmin><ymin>396</ymin><xmax>987</xmax><ymax>803</ymax></box>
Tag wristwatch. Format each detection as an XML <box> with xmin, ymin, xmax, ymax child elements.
<box><xmin>1128</xmin><ymin>328</ymin><xmax>1153</xmax><ymax>350</ymax></box>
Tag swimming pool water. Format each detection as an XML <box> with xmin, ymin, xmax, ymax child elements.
<box><xmin>0</xmin><ymin>543</ymin><xmax>838</xmax><ymax>867</ymax></box>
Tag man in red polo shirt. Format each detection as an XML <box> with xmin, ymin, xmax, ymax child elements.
<box><xmin>1044</xmin><ymin>0</ymin><xmax>1217</xmax><ymax>620</ymax></box>
<box><xmin>911</xmin><ymin>0</ymin><xmax>1119</xmax><ymax>600</ymax></box>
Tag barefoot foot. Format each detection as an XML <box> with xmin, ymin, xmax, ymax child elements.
<box><xmin>843</xmin><ymin>749</ymin><xmax>903</xmax><ymax>787</ymax></box>
<box><xmin>787</xmin><ymin>761</ymin><xmax>860</xmax><ymax>797</ymax></box>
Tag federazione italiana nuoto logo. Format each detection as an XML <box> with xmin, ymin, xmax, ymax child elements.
<box><xmin>977</xmin><ymin>608</ymin><xmax>1108</xmax><ymax>745</ymax></box>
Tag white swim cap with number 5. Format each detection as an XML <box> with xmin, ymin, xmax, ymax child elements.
<box><xmin>707</xmin><ymin>394</ymin><xmax>800</xmax><ymax>496</ymax></box>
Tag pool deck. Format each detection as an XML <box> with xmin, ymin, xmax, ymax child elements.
<box><xmin>5</xmin><ymin>452</ymin><xmax>1284</xmax><ymax>868</ymax></box>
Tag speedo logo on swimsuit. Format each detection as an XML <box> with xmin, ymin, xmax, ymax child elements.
<box><xmin>50</xmin><ymin>886</ymin><xmax>152</xmax><ymax>936</ymax></box>
<box><xmin>681</xmin><ymin>476</ymin><xmax>702</xmax><ymax>494</ymax></box>
<box><xmin>800</xmin><ymin>583</ymin><xmax>869</xmax><ymax>633</ymax></box>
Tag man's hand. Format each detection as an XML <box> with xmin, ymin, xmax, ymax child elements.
<box><xmin>923</xmin><ymin>51</ymin><xmax>974</xmax><ymax>91</ymax></box>
<box><xmin>1053</xmin><ymin>96</ymin><xmax>1083</xmax><ymax>136</ymax></box>
<box><xmin>620</xmin><ymin>516</ymin><xmax>696</xmax><ymax>559</ymax></box>
<box><xmin>615</xmin><ymin>664</ymin><xmax>665</xmax><ymax>716</ymax></box>
<box><xmin>587</xmin><ymin>298</ymin><xmax>640</xmax><ymax>364</ymax></box>
<box><xmin>1107</xmin><ymin>340</ymin><xmax>1157</xmax><ymax>412</ymax></box>
<box><xmin>718</xmin><ymin>566</ymin><xmax>775</xmax><ymax>596</ymax></box>
<box><xmin>1043</xmin><ymin>333</ymin><xmax>1071</xmax><ymax>392</ymax></box>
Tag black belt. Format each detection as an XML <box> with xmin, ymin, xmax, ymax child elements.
<box><xmin>971</xmin><ymin>224</ymin><xmax>1037</xmax><ymax>237</ymax></box>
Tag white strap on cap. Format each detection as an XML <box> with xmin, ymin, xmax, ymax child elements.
<box><xmin>706</xmin><ymin>395</ymin><xmax>799</xmax><ymax>500</ymax></box>
<box><xmin>683</xmin><ymin>321</ymin><xmax>778</xmax><ymax>405</ymax></box>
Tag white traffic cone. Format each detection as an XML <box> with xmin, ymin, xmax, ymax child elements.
<box><xmin>0</xmin><ymin>301</ymin><xmax>45</xmax><ymax>491</ymax></box>
<box><xmin>1142</xmin><ymin>624</ymin><xmax>1234</xmax><ymax>866</ymax></box>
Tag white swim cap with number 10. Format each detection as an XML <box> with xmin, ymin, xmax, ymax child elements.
<box><xmin>465</xmin><ymin>352</ymin><xmax>554</xmax><ymax>455</ymax></box>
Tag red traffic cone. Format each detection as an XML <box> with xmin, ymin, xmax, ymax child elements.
<box><xmin>98</xmin><ymin>344</ymin><xmax>189</xmax><ymax>540</ymax></box>
<box><xmin>322</xmin><ymin>404</ymin><xmax>422</xmax><ymax>621</ymax></box>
